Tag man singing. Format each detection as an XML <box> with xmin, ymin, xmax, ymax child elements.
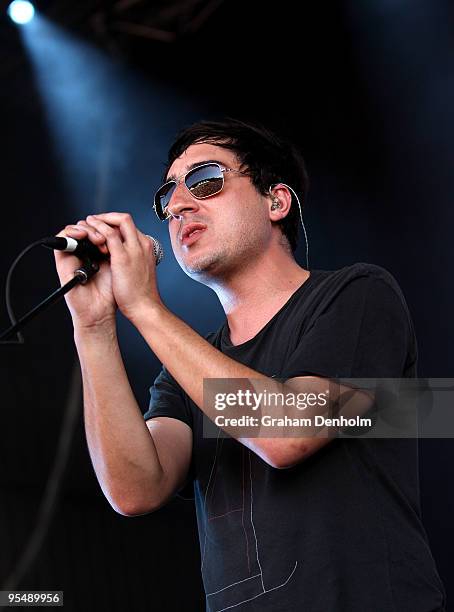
<box><xmin>55</xmin><ymin>119</ymin><xmax>446</xmax><ymax>611</ymax></box>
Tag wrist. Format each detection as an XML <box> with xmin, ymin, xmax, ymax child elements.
<box><xmin>126</xmin><ymin>298</ymin><xmax>165</xmax><ymax>329</ymax></box>
<box><xmin>73</xmin><ymin>317</ymin><xmax>117</xmax><ymax>342</ymax></box>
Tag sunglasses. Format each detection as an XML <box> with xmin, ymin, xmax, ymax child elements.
<box><xmin>153</xmin><ymin>162</ymin><xmax>246</xmax><ymax>221</ymax></box>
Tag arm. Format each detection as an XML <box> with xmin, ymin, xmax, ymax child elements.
<box><xmin>54</xmin><ymin>221</ymin><xmax>191</xmax><ymax>516</ymax></box>
<box><xmin>75</xmin><ymin>323</ymin><xmax>192</xmax><ymax>515</ymax></box>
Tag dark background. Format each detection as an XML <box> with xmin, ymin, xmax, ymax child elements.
<box><xmin>0</xmin><ymin>0</ymin><xmax>453</xmax><ymax>610</ymax></box>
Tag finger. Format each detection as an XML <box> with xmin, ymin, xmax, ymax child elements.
<box><xmin>56</xmin><ymin>225</ymin><xmax>90</xmax><ymax>259</ymax></box>
<box><xmin>88</xmin><ymin>212</ymin><xmax>140</xmax><ymax>246</ymax></box>
<box><xmin>141</xmin><ymin>233</ymin><xmax>161</xmax><ymax>263</ymax></box>
<box><xmin>61</xmin><ymin>222</ymin><xmax>108</xmax><ymax>256</ymax></box>
<box><xmin>84</xmin><ymin>216</ymin><xmax>123</xmax><ymax>242</ymax></box>
<box><xmin>60</xmin><ymin>224</ymin><xmax>87</xmax><ymax>239</ymax></box>
<box><xmin>53</xmin><ymin>227</ymin><xmax>84</xmax><ymax>275</ymax></box>
<box><xmin>137</xmin><ymin>230</ymin><xmax>153</xmax><ymax>250</ymax></box>
<box><xmin>75</xmin><ymin>220</ymin><xmax>109</xmax><ymax>254</ymax></box>
<box><xmin>84</xmin><ymin>215</ymin><xmax>126</xmax><ymax>257</ymax></box>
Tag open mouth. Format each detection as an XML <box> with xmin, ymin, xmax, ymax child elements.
<box><xmin>180</xmin><ymin>223</ymin><xmax>207</xmax><ymax>245</ymax></box>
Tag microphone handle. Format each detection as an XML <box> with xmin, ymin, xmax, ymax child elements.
<box><xmin>41</xmin><ymin>236</ymin><xmax>108</xmax><ymax>261</ymax></box>
<box><xmin>72</xmin><ymin>238</ymin><xmax>108</xmax><ymax>261</ymax></box>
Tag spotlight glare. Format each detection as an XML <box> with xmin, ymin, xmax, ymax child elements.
<box><xmin>8</xmin><ymin>1</ymin><xmax>35</xmax><ymax>25</ymax></box>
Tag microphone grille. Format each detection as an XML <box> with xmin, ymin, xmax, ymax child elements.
<box><xmin>148</xmin><ymin>236</ymin><xmax>164</xmax><ymax>266</ymax></box>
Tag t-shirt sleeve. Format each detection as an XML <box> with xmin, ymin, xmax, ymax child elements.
<box><xmin>282</xmin><ymin>265</ymin><xmax>417</xmax><ymax>381</ymax></box>
<box><xmin>143</xmin><ymin>366</ymin><xmax>193</xmax><ymax>429</ymax></box>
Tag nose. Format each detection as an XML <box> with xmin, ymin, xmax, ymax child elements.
<box><xmin>166</xmin><ymin>182</ymin><xmax>200</xmax><ymax>220</ymax></box>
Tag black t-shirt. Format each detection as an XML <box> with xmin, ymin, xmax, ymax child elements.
<box><xmin>144</xmin><ymin>262</ymin><xmax>446</xmax><ymax>612</ymax></box>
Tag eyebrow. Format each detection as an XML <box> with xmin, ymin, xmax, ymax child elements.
<box><xmin>166</xmin><ymin>160</ymin><xmax>225</xmax><ymax>182</ymax></box>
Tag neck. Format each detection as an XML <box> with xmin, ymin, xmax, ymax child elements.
<box><xmin>209</xmin><ymin>244</ymin><xmax>310</xmax><ymax>346</ymax></box>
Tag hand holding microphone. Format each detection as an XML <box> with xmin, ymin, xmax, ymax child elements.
<box><xmin>44</xmin><ymin>234</ymin><xmax>164</xmax><ymax>265</ymax></box>
<box><xmin>53</xmin><ymin>213</ymin><xmax>164</xmax><ymax>330</ymax></box>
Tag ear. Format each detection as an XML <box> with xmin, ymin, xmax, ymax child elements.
<box><xmin>268</xmin><ymin>184</ymin><xmax>292</xmax><ymax>220</ymax></box>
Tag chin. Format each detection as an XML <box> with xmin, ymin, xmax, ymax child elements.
<box><xmin>179</xmin><ymin>251</ymin><xmax>225</xmax><ymax>278</ymax></box>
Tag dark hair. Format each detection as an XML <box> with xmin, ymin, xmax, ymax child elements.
<box><xmin>164</xmin><ymin>118</ymin><xmax>309</xmax><ymax>251</ymax></box>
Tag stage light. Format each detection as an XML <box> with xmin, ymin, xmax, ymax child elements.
<box><xmin>7</xmin><ymin>1</ymin><xmax>35</xmax><ymax>25</ymax></box>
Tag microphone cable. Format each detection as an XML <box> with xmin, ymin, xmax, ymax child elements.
<box><xmin>2</xmin><ymin>240</ymin><xmax>44</xmax><ymax>345</ymax></box>
<box><xmin>0</xmin><ymin>239</ymin><xmax>100</xmax><ymax>344</ymax></box>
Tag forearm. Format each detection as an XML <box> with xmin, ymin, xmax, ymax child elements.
<box><xmin>74</xmin><ymin>323</ymin><xmax>164</xmax><ymax>514</ymax></box>
<box><xmin>134</xmin><ymin>305</ymin><xmax>265</xmax><ymax>403</ymax></box>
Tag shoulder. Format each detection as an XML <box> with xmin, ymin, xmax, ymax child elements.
<box><xmin>304</xmin><ymin>262</ymin><xmax>415</xmax><ymax>333</ymax></box>
<box><xmin>313</xmin><ymin>262</ymin><xmax>407</xmax><ymax>303</ymax></box>
<box><xmin>329</xmin><ymin>263</ymin><xmax>415</xmax><ymax>336</ymax></box>
<box><xmin>325</xmin><ymin>261</ymin><xmax>400</xmax><ymax>287</ymax></box>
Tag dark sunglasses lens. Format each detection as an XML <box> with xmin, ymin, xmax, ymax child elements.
<box><xmin>186</xmin><ymin>164</ymin><xmax>224</xmax><ymax>198</ymax></box>
<box><xmin>155</xmin><ymin>182</ymin><xmax>176</xmax><ymax>219</ymax></box>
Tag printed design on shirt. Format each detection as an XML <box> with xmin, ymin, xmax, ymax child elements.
<box><xmin>201</xmin><ymin>431</ymin><xmax>298</xmax><ymax>611</ymax></box>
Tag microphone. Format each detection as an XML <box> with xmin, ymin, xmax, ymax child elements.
<box><xmin>41</xmin><ymin>236</ymin><xmax>108</xmax><ymax>261</ymax></box>
<box><xmin>41</xmin><ymin>235</ymin><xmax>164</xmax><ymax>265</ymax></box>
